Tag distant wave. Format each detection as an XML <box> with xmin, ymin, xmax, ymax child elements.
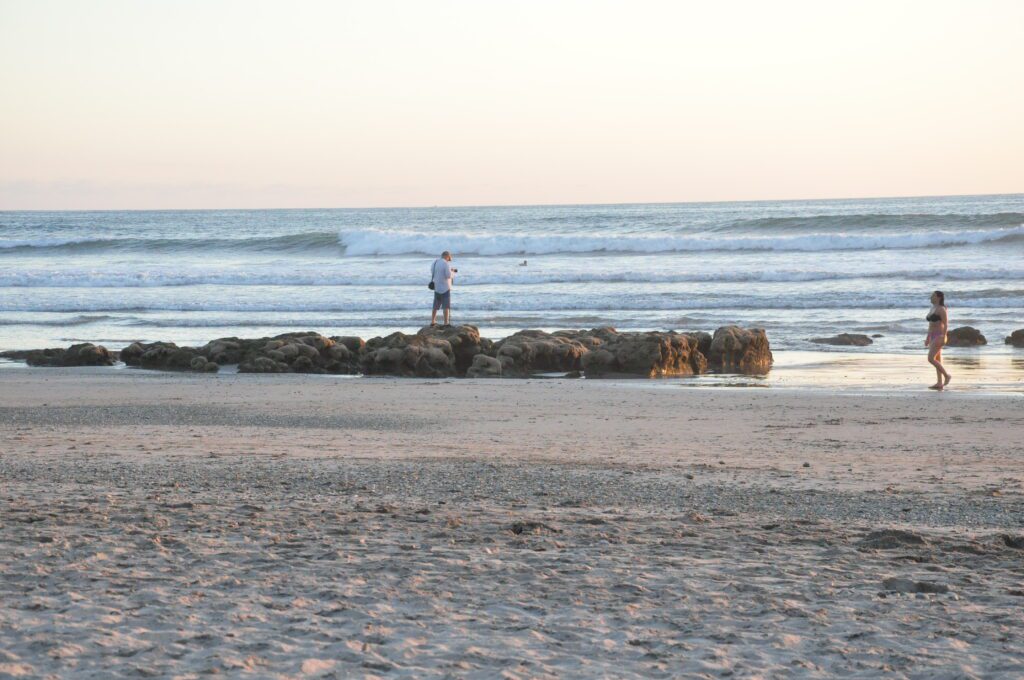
<box><xmin>3</xmin><ymin>217</ymin><xmax>1023</xmax><ymax>256</ymax></box>
<box><xmin>339</xmin><ymin>225</ymin><xmax>1024</xmax><ymax>256</ymax></box>
<box><xmin>0</xmin><ymin>231</ymin><xmax>340</xmax><ymax>254</ymax></box>
<box><xmin>730</xmin><ymin>212</ymin><xmax>1024</xmax><ymax>232</ymax></box>
<box><xmin>1</xmin><ymin>295</ymin><xmax>1020</xmax><ymax>315</ymax></box>
<box><xmin>2</xmin><ymin>266</ymin><xmax>1024</xmax><ymax>288</ymax></box>
<box><xmin>0</xmin><ymin>314</ymin><xmax>115</xmax><ymax>326</ymax></box>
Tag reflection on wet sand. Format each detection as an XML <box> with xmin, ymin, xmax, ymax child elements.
<box><xmin>947</xmin><ymin>355</ymin><xmax>983</xmax><ymax>371</ymax></box>
<box><xmin>762</xmin><ymin>351</ymin><xmax>1024</xmax><ymax>392</ymax></box>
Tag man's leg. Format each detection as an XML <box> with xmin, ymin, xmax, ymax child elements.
<box><xmin>443</xmin><ymin>292</ymin><xmax>451</xmax><ymax>325</ymax></box>
<box><xmin>431</xmin><ymin>294</ymin><xmax>439</xmax><ymax>325</ymax></box>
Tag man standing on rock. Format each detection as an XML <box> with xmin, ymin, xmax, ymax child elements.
<box><xmin>430</xmin><ymin>251</ymin><xmax>457</xmax><ymax>326</ymax></box>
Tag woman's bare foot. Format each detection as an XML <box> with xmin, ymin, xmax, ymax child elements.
<box><xmin>929</xmin><ymin>383</ymin><xmax>943</xmax><ymax>390</ymax></box>
<box><xmin>944</xmin><ymin>374</ymin><xmax>952</xmax><ymax>386</ymax></box>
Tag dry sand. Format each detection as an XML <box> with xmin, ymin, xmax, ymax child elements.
<box><xmin>1</xmin><ymin>368</ymin><xmax>1022</xmax><ymax>678</ymax></box>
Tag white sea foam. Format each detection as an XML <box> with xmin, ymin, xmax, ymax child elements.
<box><xmin>339</xmin><ymin>225</ymin><xmax>1024</xmax><ymax>256</ymax></box>
<box><xmin>3</xmin><ymin>266</ymin><xmax>1022</xmax><ymax>288</ymax></box>
<box><xmin>0</xmin><ymin>236</ymin><xmax>102</xmax><ymax>249</ymax></box>
<box><xmin>0</xmin><ymin>294</ymin><xmax>1019</xmax><ymax>314</ymax></box>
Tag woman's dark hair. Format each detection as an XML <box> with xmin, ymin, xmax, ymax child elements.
<box><xmin>933</xmin><ymin>290</ymin><xmax>945</xmax><ymax>306</ymax></box>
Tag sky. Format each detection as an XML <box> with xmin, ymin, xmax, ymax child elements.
<box><xmin>1</xmin><ymin>0</ymin><xmax>1022</xmax><ymax>209</ymax></box>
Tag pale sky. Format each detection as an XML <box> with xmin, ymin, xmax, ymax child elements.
<box><xmin>1</xmin><ymin>0</ymin><xmax>1022</xmax><ymax>209</ymax></box>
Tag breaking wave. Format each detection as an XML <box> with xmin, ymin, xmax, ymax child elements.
<box><xmin>339</xmin><ymin>225</ymin><xmax>1024</xmax><ymax>256</ymax></box>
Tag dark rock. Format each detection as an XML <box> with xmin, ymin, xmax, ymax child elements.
<box><xmin>706</xmin><ymin>326</ymin><xmax>773</xmax><ymax>374</ymax></box>
<box><xmin>582</xmin><ymin>330</ymin><xmax>706</xmax><ymax>378</ymax></box>
<box><xmin>189</xmin><ymin>356</ymin><xmax>218</xmax><ymax>372</ymax></box>
<box><xmin>360</xmin><ymin>332</ymin><xmax>455</xmax><ymax>377</ymax></box>
<box><xmin>871</xmin><ymin>334</ymin><xmax>884</xmax><ymax>338</ymax></box>
<box><xmin>810</xmin><ymin>333</ymin><xmax>873</xmax><ymax>347</ymax></box>
<box><xmin>417</xmin><ymin>325</ymin><xmax>492</xmax><ymax>374</ymax></box>
<box><xmin>1002</xmin><ymin>534</ymin><xmax>1024</xmax><ymax>550</ymax></box>
<box><xmin>330</xmin><ymin>336</ymin><xmax>366</xmax><ymax>354</ymax></box>
<box><xmin>1005</xmin><ymin>329</ymin><xmax>1024</xmax><ymax>348</ymax></box>
<box><xmin>9</xmin><ymin>325</ymin><xmax>778</xmax><ymax>380</ymax></box>
<box><xmin>684</xmin><ymin>331</ymin><xmax>713</xmax><ymax>355</ymax></box>
<box><xmin>857</xmin><ymin>529</ymin><xmax>928</xmax><ymax>550</ymax></box>
<box><xmin>492</xmin><ymin>330</ymin><xmax>592</xmax><ymax>377</ymax></box>
<box><xmin>237</xmin><ymin>333</ymin><xmax>360</xmax><ymax>374</ymax></box>
<box><xmin>121</xmin><ymin>342</ymin><xmax>218</xmax><ymax>372</ymax></box>
<box><xmin>291</xmin><ymin>356</ymin><xmax>314</xmax><ymax>371</ymax></box>
<box><xmin>2</xmin><ymin>343</ymin><xmax>114</xmax><ymax>367</ymax></box>
<box><xmin>240</xmin><ymin>356</ymin><xmax>290</xmax><ymax>373</ymax></box>
<box><xmin>946</xmin><ymin>326</ymin><xmax>987</xmax><ymax>347</ymax></box>
<box><xmin>466</xmin><ymin>354</ymin><xmax>502</xmax><ymax>378</ymax></box>
<box><xmin>881</xmin><ymin>577</ymin><xmax>949</xmax><ymax>594</ymax></box>
<box><xmin>509</xmin><ymin>521</ymin><xmax>560</xmax><ymax>535</ymax></box>
<box><xmin>198</xmin><ymin>337</ymin><xmax>248</xmax><ymax>364</ymax></box>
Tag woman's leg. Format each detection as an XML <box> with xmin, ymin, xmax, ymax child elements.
<box><xmin>928</xmin><ymin>343</ymin><xmax>944</xmax><ymax>389</ymax></box>
<box><xmin>937</xmin><ymin>347</ymin><xmax>951</xmax><ymax>384</ymax></box>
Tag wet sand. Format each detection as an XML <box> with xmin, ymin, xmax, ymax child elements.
<box><xmin>1</xmin><ymin>369</ymin><xmax>1023</xmax><ymax>678</ymax></box>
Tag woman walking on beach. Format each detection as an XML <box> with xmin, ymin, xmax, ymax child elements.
<box><xmin>926</xmin><ymin>290</ymin><xmax>951</xmax><ymax>390</ymax></box>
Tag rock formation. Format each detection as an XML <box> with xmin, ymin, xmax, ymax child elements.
<box><xmin>706</xmin><ymin>326</ymin><xmax>773</xmax><ymax>374</ymax></box>
<box><xmin>946</xmin><ymin>326</ymin><xmax>987</xmax><ymax>347</ymax></box>
<box><xmin>416</xmin><ymin>325</ymin><xmax>493</xmax><ymax>374</ymax></box>
<box><xmin>1</xmin><ymin>343</ymin><xmax>114</xmax><ymax>367</ymax></box>
<box><xmin>1005</xmin><ymin>329</ymin><xmax>1024</xmax><ymax>348</ymax></box>
<box><xmin>4</xmin><ymin>324</ymin><xmax>777</xmax><ymax>377</ymax></box>
<box><xmin>360</xmin><ymin>332</ymin><xmax>456</xmax><ymax>377</ymax></box>
<box><xmin>236</xmin><ymin>333</ymin><xmax>362</xmax><ymax>374</ymax></box>
<box><xmin>120</xmin><ymin>342</ymin><xmax>219</xmax><ymax>372</ymax></box>
<box><xmin>466</xmin><ymin>353</ymin><xmax>502</xmax><ymax>378</ymax></box>
<box><xmin>582</xmin><ymin>330</ymin><xmax>706</xmax><ymax>378</ymax></box>
<box><xmin>810</xmin><ymin>333</ymin><xmax>873</xmax><ymax>346</ymax></box>
<box><xmin>491</xmin><ymin>330</ymin><xmax>593</xmax><ymax>376</ymax></box>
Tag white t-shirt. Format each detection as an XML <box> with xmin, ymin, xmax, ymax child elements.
<box><xmin>431</xmin><ymin>258</ymin><xmax>454</xmax><ymax>294</ymax></box>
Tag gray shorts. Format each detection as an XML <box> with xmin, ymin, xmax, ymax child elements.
<box><xmin>432</xmin><ymin>290</ymin><xmax>451</xmax><ymax>311</ymax></box>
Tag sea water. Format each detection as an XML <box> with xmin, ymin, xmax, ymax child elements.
<box><xmin>1</xmin><ymin>194</ymin><xmax>1022</xmax><ymax>364</ymax></box>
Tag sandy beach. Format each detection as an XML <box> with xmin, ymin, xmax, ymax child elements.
<box><xmin>1</xmin><ymin>368</ymin><xmax>1022</xmax><ymax>678</ymax></box>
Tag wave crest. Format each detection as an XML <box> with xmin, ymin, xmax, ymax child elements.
<box><xmin>339</xmin><ymin>225</ymin><xmax>1024</xmax><ymax>256</ymax></box>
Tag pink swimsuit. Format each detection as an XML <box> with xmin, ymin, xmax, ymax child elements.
<box><xmin>926</xmin><ymin>306</ymin><xmax>945</xmax><ymax>346</ymax></box>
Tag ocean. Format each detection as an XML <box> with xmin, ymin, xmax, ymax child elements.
<box><xmin>1</xmin><ymin>194</ymin><xmax>1023</xmax><ymax>361</ymax></box>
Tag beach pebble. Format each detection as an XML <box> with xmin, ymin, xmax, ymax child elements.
<box><xmin>882</xmin><ymin>577</ymin><xmax>949</xmax><ymax>594</ymax></box>
<box><xmin>858</xmin><ymin>529</ymin><xmax>928</xmax><ymax>550</ymax></box>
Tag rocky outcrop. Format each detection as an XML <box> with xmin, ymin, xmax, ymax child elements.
<box><xmin>491</xmin><ymin>330</ymin><xmax>594</xmax><ymax>376</ymax></box>
<box><xmin>1005</xmin><ymin>329</ymin><xmax>1024</xmax><ymax>348</ymax></box>
<box><xmin>582</xmin><ymin>331</ymin><xmax>706</xmax><ymax>378</ymax></box>
<box><xmin>360</xmin><ymin>332</ymin><xmax>456</xmax><ymax>377</ymax></box>
<box><xmin>706</xmin><ymin>326</ymin><xmax>773</xmax><ymax>374</ymax></box>
<box><xmin>198</xmin><ymin>337</ymin><xmax>250</xmax><ymax>365</ymax></box>
<box><xmin>120</xmin><ymin>342</ymin><xmax>219</xmax><ymax>372</ymax></box>
<box><xmin>237</xmin><ymin>332</ymin><xmax>361</xmax><ymax>374</ymax></box>
<box><xmin>5</xmin><ymin>325</ymin><xmax>778</xmax><ymax>377</ymax></box>
<box><xmin>1</xmin><ymin>343</ymin><xmax>114</xmax><ymax>367</ymax></box>
<box><xmin>810</xmin><ymin>333</ymin><xmax>873</xmax><ymax>347</ymax></box>
<box><xmin>684</xmin><ymin>331</ymin><xmax>713</xmax><ymax>356</ymax></box>
<box><xmin>946</xmin><ymin>326</ymin><xmax>987</xmax><ymax>347</ymax></box>
<box><xmin>417</xmin><ymin>325</ymin><xmax>493</xmax><ymax>374</ymax></box>
<box><xmin>466</xmin><ymin>354</ymin><xmax>502</xmax><ymax>378</ymax></box>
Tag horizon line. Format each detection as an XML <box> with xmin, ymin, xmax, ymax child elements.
<box><xmin>2</xmin><ymin>191</ymin><xmax>1022</xmax><ymax>214</ymax></box>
